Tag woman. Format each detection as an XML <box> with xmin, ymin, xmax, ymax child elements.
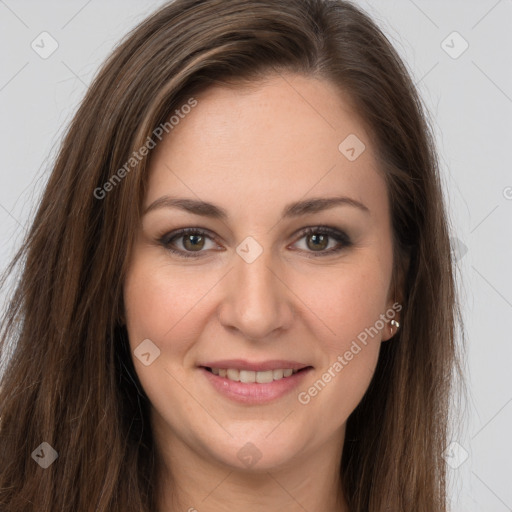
<box><xmin>0</xmin><ymin>0</ymin><xmax>462</xmax><ymax>510</ymax></box>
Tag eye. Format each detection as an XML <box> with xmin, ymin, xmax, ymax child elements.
<box><xmin>291</xmin><ymin>226</ymin><xmax>352</xmax><ymax>257</ymax></box>
<box><xmin>159</xmin><ymin>228</ymin><xmax>220</xmax><ymax>258</ymax></box>
<box><xmin>159</xmin><ymin>226</ymin><xmax>352</xmax><ymax>259</ymax></box>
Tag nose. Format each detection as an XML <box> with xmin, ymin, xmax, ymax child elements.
<box><xmin>217</xmin><ymin>246</ymin><xmax>295</xmax><ymax>341</ymax></box>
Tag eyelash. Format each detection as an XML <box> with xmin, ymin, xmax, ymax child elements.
<box><xmin>158</xmin><ymin>226</ymin><xmax>352</xmax><ymax>259</ymax></box>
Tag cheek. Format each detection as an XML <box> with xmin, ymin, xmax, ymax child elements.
<box><xmin>294</xmin><ymin>270</ymin><xmax>387</xmax><ymax>420</ymax></box>
<box><xmin>294</xmin><ymin>258</ymin><xmax>392</xmax><ymax>349</ymax></box>
<box><xmin>291</xmin><ymin>254</ymin><xmax>392</xmax><ymax>412</ymax></box>
<box><xmin>122</xmin><ymin>252</ymin><xmax>212</xmax><ymax>357</ymax></box>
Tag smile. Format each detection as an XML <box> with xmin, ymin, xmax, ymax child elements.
<box><xmin>199</xmin><ymin>361</ymin><xmax>313</xmax><ymax>404</ymax></box>
<box><xmin>206</xmin><ymin>367</ymin><xmax>299</xmax><ymax>383</ymax></box>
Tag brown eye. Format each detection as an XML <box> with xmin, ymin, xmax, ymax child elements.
<box><xmin>182</xmin><ymin>233</ymin><xmax>205</xmax><ymax>251</ymax></box>
<box><xmin>159</xmin><ymin>228</ymin><xmax>220</xmax><ymax>259</ymax></box>
<box><xmin>306</xmin><ymin>233</ymin><xmax>329</xmax><ymax>251</ymax></box>
<box><xmin>292</xmin><ymin>227</ymin><xmax>352</xmax><ymax>257</ymax></box>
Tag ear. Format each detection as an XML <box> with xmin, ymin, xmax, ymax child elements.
<box><xmin>381</xmin><ymin>301</ymin><xmax>402</xmax><ymax>341</ymax></box>
<box><xmin>381</xmin><ymin>250</ymin><xmax>408</xmax><ymax>341</ymax></box>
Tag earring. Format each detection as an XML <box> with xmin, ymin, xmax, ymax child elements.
<box><xmin>390</xmin><ymin>319</ymin><xmax>400</xmax><ymax>336</ymax></box>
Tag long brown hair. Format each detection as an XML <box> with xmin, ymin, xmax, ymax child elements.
<box><xmin>0</xmin><ymin>1</ymin><xmax>463</xmax><ymax>510</ymax></box>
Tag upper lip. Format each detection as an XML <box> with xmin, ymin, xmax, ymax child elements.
<box><xmin>199</xmin><ymin>359</ymin><xmax>311</xmax><ymax>372</ymax></box>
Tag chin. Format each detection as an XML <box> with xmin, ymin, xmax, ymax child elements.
<box><xmin>203</xmin><ymin>429</ymin><xmax>310</xmax><ymax>473</ymax></box>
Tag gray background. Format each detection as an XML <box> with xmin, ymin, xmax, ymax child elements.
<box><xmin>0</xmin><ymin>1</ymin><xmax>511</xmax><ymax>510</ymax></box>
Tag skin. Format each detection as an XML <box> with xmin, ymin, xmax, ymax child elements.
<box><xmin>123</xmin><ymin>72</ymin><xmax>399</xmax><ymax>512</ymax></box>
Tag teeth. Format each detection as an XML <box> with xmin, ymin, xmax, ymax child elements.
<box><xmin>256</xmin><ymin>370</ymin><xmax>273</xmax><ymax>383</ymax></box>
<box><xmin>239</xmin><ymin>370</ymin><xmax>256</xmax><ymax>383</ymax></box>
<box><xmin>273</xmin><ymin>369</ymin><xmax>284</xmax><ymax>379</ymax></box>
<box><xmin>209</xmin><ymin>367</ymin><xmax>300</xmax><ymax>383</ymax></box>
<box><xmin>227</xmin><ymin>369</ymin><xmax>240</xmax><ymax>381</ymax></box>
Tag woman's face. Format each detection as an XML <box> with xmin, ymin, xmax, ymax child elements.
<box><xmin>123</xmin><ymin>73</ymin><xmax>397</xmax><ymax>472</ymax></box>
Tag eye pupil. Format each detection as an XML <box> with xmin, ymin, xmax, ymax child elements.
<box><xmin>183</xmin><ymin>234</ymin><xmax>205</xmax><ymax>251</ymax></box>
<box><xmin>307</xmin><ymin>233</ymin><xmax>328</xmax><ymax>251</ymax></box>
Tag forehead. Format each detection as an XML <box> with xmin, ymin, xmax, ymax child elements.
<box><xmin>145</xmin><ymin>73</ymin><xmax>386</xmax><ymax>219</ymax></box>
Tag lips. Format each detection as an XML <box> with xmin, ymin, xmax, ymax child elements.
<box><xmin>207</xmin><ymin>367</ymin><xmax>300</xmax><ymax>383</ymax></box>
<box><xmin>199</xmin><ymin>359</ymin><xmax>309</xmax><ymax>372</ymax></box>
<box><xmin>199</xmin><ymin>359</ymin><xmax>312</xmax><ymax>403</ymax></box>
<box><xmin>200</xmin><ymin>359</ymin><xmax>310</xmax><ymax>383</ymax></box>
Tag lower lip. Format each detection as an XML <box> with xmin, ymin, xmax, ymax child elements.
<box><xmin>200</xmin><ymin>367</ymin><xmax>312</xmax><ymax>404</ymax></box>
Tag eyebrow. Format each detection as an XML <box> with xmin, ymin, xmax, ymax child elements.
<box><xmin>143</xmin><ymin>195</ymin><xmax>370</xmax><ymax>219</ymax></box>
